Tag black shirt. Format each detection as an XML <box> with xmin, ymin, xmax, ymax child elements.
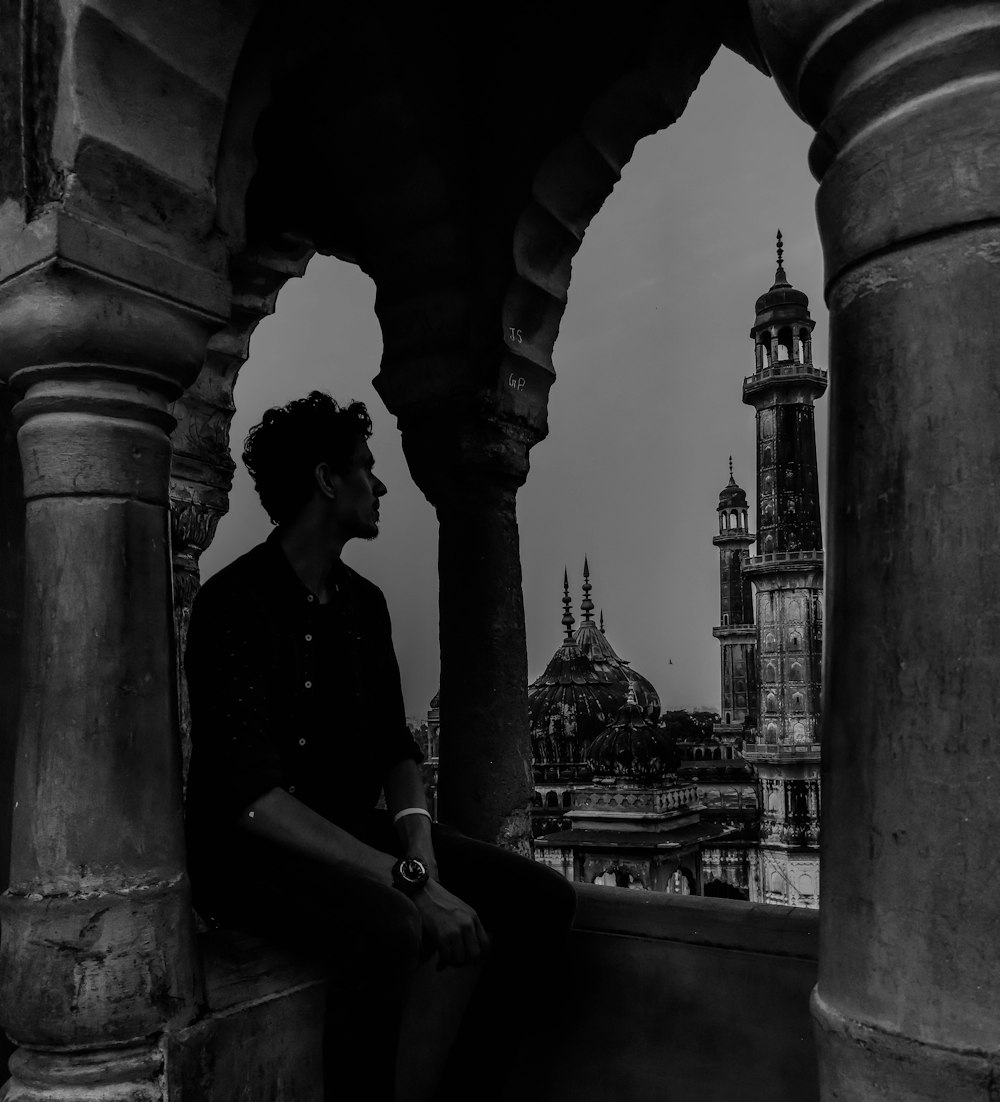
<box><xmin>184</xmin><ymin>530</ymin><xmax>423</xmax><ymax>863</ymax></box>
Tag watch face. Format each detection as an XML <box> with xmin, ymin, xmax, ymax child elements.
<box><xmin>399</xmin><ymin>857</ymin><xmax>427</xmax><ymax>883</ymax></box>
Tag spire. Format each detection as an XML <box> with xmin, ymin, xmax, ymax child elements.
<box><xmin>561</xmin><ymin>567</ymin><xmax>575</xmax><ymax>641</ymax></box>
<box><xmin>581</xmin><ymin>557</ymin><xmax>595</xmax><ymax>623</ymax></box>
<box><xmin>773</xmin><ymin>228</ymin><xmax>789</xmax><ymax>287</ymax></box>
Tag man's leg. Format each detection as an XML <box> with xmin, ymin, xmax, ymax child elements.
<box><xmin>198</xmin><ymin>841</ymin><xmax>423</xmax><ymax>1102</ymax></box>
<box><xmin>427</xmin><ymin>825</ymin><xmax>577</xmax><ymax>1102</ymax></box>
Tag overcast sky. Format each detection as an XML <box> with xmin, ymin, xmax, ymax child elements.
<box><xmin>200</xmin><ymin>47</ymin><xmax>828</xmax><ymax>721</ymax></box>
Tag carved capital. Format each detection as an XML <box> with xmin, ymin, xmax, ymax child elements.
<box><xmin>749</xmin><ymin>1</ymin><xmax>1000</xmax><ymax>280</ymax></box>
<box><xmin>0</xmin><ymin>265</ymin><xmax>217</xmax><ymax>396</ymax></box>
<box><xmin>400</xmin><ymin>401</ymin><xmax>541</xmax><ymax>510</ymax></box>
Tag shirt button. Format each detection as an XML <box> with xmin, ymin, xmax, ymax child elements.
<box><xmin>305</xmin><ymin>634</ymin><xmax>312</xmax><ymax>642</ymax></box>
<box><xmin>307</xmin><ymin>595</ymin><xmax>315</xmax><ymax>603</ymax></box>
<box><xmin>298</xmin><ymin>738</ymin><xmax>306</xmax><ymax>747</ymax></box>
<box><xmin>304</xmin><ymin>680</ymin><xmax>312</xmax><ymax>689</ymax></box>
<box><xmin>288</xmin><ymin>785</ymin><xmax>296</xmax><ymax>794</ymax></box>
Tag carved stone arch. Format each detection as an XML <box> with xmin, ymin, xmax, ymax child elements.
<box><xmin>505</xmin><ymin>16</ymin><xmax>746</xmax><ymax>395</ymax></box>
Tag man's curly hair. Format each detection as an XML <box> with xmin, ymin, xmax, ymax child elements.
<box><xmin>242</xmin><ymin>391</ymin><xmax>373</xmax><ymax>525</ymax></box>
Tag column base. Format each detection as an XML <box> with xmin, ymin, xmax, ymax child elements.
<box><xmin>811</xmin><ymin>987</ymin><xmax>1000</xmax><ymax>1101</ymax></box>
<box><xmin>4</xmin><ymin>1044</ymin><xmax>163</xmax><ymax>1102</ymax></box>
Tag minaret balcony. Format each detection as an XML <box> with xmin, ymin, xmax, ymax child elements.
<box><xmin>742</xmin><ymin>742</ymin><xmax>821</xmax><ymax>763</ymax></box>
<box><xmin>742</xmin><ymin>363</ymin><xmax>828</xmax><ymax>401</ymax></box>
<box><xmin>712</xmin><ymin>624</ymin><xmax>756</xmax><ymax>642</ymax></box>
<box><xmin>744</xmin><ymin>549</ymin><xmax>824</xmax><ymax>575</ymax></box>
<box><xmin>712</xmin><ymin>531</ymin><xmax>755</xmax><ymax>548</ymax></box>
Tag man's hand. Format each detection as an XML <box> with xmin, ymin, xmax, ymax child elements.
<box><xmin>413</xmin><ymin>880</ymin><xmax>490</xmax><ymax>969</ymax></box>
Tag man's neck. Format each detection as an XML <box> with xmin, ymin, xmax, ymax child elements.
<box><xmin>278</xmin><ymin>512</ymin><xmax>348</xmax><ymax>604</ymax></box>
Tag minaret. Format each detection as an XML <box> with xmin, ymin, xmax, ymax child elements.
<box><xmin>712</xmin><ymin>458</ymin><xmax>757</xmax><ymax>742</ymax></box>
<box><xmin>741</xmin><ymin>232</ymin><xmax>825</xmax><ymax>909</ymax></box>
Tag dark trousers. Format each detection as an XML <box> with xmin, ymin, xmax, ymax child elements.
<box><xmin>194</xmin><ymin>812</ymin><xmax>576</xmax><ymax>1102</ymax></box>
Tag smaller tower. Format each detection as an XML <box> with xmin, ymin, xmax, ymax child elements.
<box><xmin>712</xmin><ymin>459</ymin><xmax>757</xmax><ymax>742</ymax></box>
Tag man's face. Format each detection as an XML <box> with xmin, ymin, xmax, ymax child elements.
<box><xmin>330</xmin><ymin>438</ymin><xmax>387</xmax><ymax>540</ymax></box>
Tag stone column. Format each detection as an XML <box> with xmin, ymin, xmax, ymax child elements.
<box><xmin>750</xmin><ymin>3</ymin><xmax>1000</xmax><ymax>1097</ymax></box>
<box><xmin>403</xmin><ymin>411</ymin><xmax>536</xmax><ymax>854</ymax></box>
<box><xmin>0</xmin><ymin>268</ymin><xmax>214</xmax><ymax>1100</ymax></box>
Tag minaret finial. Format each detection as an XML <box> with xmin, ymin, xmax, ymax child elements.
<box><xmin>561</xmin><ymin>567</ymin><xmax>575</xmax><ymax>641</ymax></box>
<box><xmin>729</xmin><ymin>455</ymin><xmax>734</xmax><ymax>483</ymax></box>
<box><xmin>774</xmin><ymin>228</ymin><xmax>787</xmax><ymax>285</ymax></box>
<box><xmin>581</xmin><ymin>557</ymin><xmax>594</xmax><ymax>623</ymax></box>
<box><xmin>600</xmin><ymin>609</ymin><xmax>605</xmax><ymax>634</ymax></box>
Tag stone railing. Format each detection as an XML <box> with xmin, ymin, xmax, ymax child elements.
<box><xmin>743</xmin><ymin>363</ymin><xmax>828</xmax><ymax>387</ymax></box>
<box><xmin>742</xmin><ymin>743</ymin><xmax>822</xmax><ymax>762</ymax></box>
<box><xmin>746</xmin><ymin>550</ymin><xmax>824</xmax><ymax>569</ymax></box>
<box><xmin>504</xmin><ymin>886</ymin><xmax>819</xmax><ymax>1101</ymax></box>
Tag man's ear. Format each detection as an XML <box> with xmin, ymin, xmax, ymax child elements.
<box><xmin>314</xmin><ymin>462</ymin><xmax>338</xmax><ymax>501</ymax></box>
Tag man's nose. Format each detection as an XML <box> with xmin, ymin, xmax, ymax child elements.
<box><xmin>375</xmin><ymin>478</ymin><xmax>387</xmax><ymax>497</ymax></box>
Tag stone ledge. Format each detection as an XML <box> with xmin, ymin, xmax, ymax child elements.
<box><xmin>198</xmin><ymin>927</ymin><xmax>329</xmax><ymax>1014</ymax></box>
<box><xmin>572</xmin><ymin>882</ymin><xmax>819</xmax><ymax>960</ymax></box>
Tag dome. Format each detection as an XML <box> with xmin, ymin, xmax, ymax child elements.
<box><xmin>718</xmin><ymin>464</ymin><xmax>748</xmax><ymax>510</ymax></box>
<box><xmin>573</xmin><ymin>559</ymin><xmax>660</xmax><ymax>721</ymax></box>
<box><xmin>753</xmin><ymin>230</ymin><xmax>811</xmax><ymax>326</ymax></box>
<box><xmin>528</xmin><ymin>564</ymin><xmax>662</xmax><ymax>767</ymax></box>
<box><xmin>586</xmin><ymin>688</ymin><xmax>680</xmax><ymax>781</ymax></box>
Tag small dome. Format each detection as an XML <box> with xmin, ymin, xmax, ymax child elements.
<box><xmin>586</xmin><ymin>688</ymin><xmax>680</xmax><ymax>781</ymax></box>
<box><xmin>719</xmin><ymin>467</ymin><xmax>748</xmax><ymax>511</ymax></box>
<box><xmin>754</xmin><ymin>230</ymin><xmax>811</xmax><ymax>324</ymax></box>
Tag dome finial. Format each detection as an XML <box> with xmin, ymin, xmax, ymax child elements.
<box><xmin>561</xmin><ymin>567</ymin><xmax>575</xmax><ymax>641</ymax></box>
<box><xmin>729</xmin><ymin>455</ymin><xmax>735</xmax><ymax>484</ymax></box>
<box><xmin>581</xmin><ymin>557</ymin><xmax>595</xmax><ymax>623</ymax></box>
<box><xmin>774</xmin><ymin>228</ymin><xmax>788</xmax><ymax>285</ymax></box>
<box><xmin>600</xmin><ymin>608</ymin><xmax>605</xmax><ymax>634</ymax></box>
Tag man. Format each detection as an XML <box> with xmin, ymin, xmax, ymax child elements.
<box><xmin>184</xmin><ymin>391</ymin><xmax>575</xmax><ymax>1102</ymax></box>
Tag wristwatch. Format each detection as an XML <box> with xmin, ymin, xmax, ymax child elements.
<box><xmin>391</xmin><ymin>856</ymin><xmax>429</xmax><ymax>896</ymax></box>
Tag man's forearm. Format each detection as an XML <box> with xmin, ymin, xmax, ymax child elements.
<box><xmin>384</xmin><ymin>758</ymin><xmax>437</xmax><ymax>875</ymax></box>
<box><xmin>240</xmin><ymin>787</ymin><xmax>396</xmax><ymax>885</ymax></box>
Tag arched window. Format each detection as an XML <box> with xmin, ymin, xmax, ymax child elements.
<box><xmin>789</xmin><ymin>632</ymin><xmax>801</xmax><ymax>648</ymax></box>
<box><xmin>793</xmin><ymin>722</ymin><xmax>807</xmax><ymax>741</ymax></box>
<box><xmin>546</xmin><ymin>790</ymin><xmax>559</xmax><ymax>808</ymax></box>
<box><xmin>766</xmin><ymin>723</ymin><xmax>778</xmax><ymax>743</ymax></box>
<box><xmin>730</xmin><ymin>510</ymin><xmax>739</xmax><ymax>529</ymax></box>
<box><xmin>770</xmin><ymin>871</ymin><xmax>784</xmax><ymax>894</ymax></box>
<box><xmin>562</xmin><ymin>791</ymin><xmax>571</xmax><ymax>809</ymax></box>
<box><xmin>790</xmin><ymin>662</ymin><xmax>803</xmax><ymax>680</ymax></box>
<box><xmin>764</xmin><ymin>535</ymin><xmax>774</xmax><ymax>553</ymax></box>
<box><xmin>764</xmin><ymin>664</ymin><xmax>776</xmax><ymax>683</ymax></box>
<box><xmin>777</xmin><ymin>326</ymin><xmax>794</xmax><ymax>361</ymax></box>
<box><xmin>725</xmin><ymin>711</ymin><xmax>732</xmax><ymax>724</ymax></box>
<box><xmin>765</xmin><ymin>691</ymin><xmax>778</xmax><ymax>712</ymax></box>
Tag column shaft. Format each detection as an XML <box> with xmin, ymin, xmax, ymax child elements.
<box><xmin>0</xmin><ymin>273</ymin><xmax>212</xmax><ymax>1099</ymax></box>
<box><xmin>436</xmin><ymin>481</ymin><xmax>533</xmax><ymax>852</ymax></box>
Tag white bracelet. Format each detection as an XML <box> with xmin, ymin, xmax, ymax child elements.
<box><xmin>392</xmin><ymin>806</ymin><xmax>433</xmax><ymax>825</ymax></box>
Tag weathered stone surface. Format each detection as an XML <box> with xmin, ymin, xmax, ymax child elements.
<box><xmin>750</xmin><ymin>1</ymin><xmax>1000</xmax><ymax>1096</ymax></box>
